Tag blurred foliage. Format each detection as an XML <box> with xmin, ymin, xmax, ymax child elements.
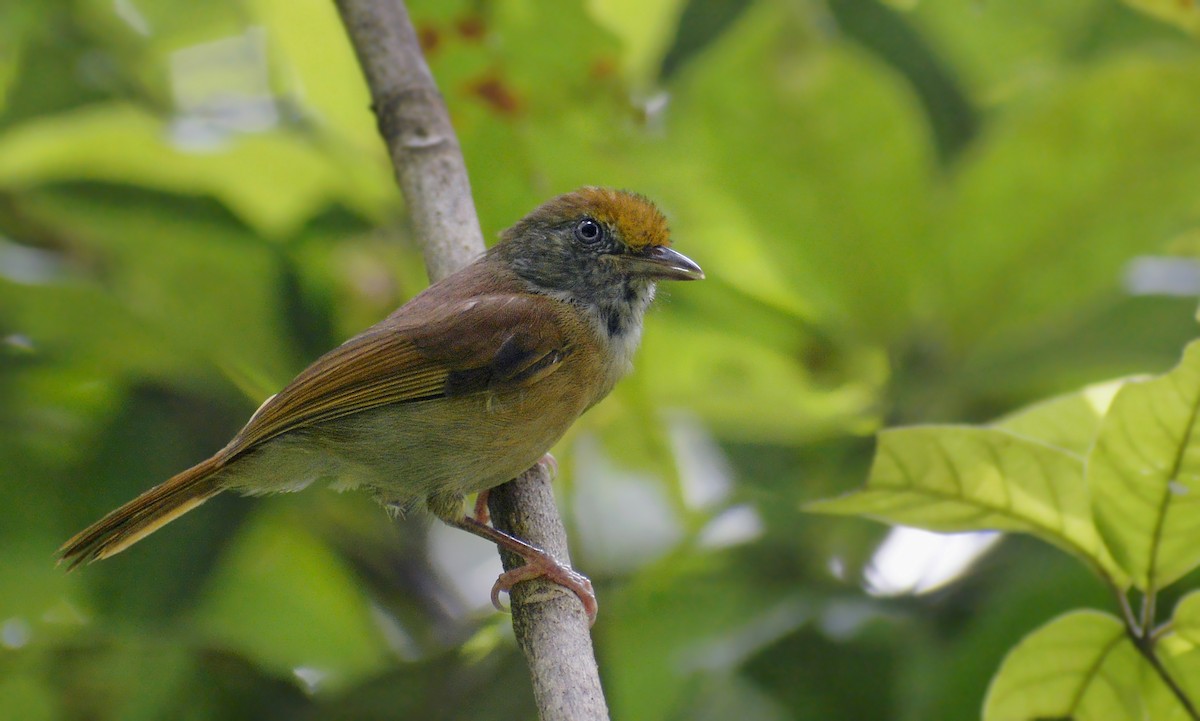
<box><xmin>3</xmin><ymin>0</ymin><xmax>1200</xmax><ymax>719</ymax></box>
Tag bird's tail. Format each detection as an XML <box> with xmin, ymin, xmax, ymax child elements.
<box><xmin>58</xmin><ymin>455</ymin><xmax>226</xmax><ymax>569</ymax></box>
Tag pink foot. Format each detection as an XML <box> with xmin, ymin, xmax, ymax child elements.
<box><xmin>490</xmin><ymin>553</ymin><xmax>597</xmax><ymax>625</ymax></box>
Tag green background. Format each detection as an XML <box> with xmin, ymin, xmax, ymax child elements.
<box><xmin>3</xmin><ymin>0</ymin><xmax>1200</xmax><ymax>718</ymax></box>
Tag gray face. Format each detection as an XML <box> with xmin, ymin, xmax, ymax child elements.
<box><xmin>494</xmin><ymin>213</ymin><xmax>657</xmax><ymax>340</ymax></box>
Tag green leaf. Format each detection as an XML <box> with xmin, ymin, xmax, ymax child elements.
<box><xmin>658</xmin><ymin>0</ymin><xmax>754</xmax><ymax>82</ymax></box>
<box><xmin>635</xmin><ymin>315</ymin><xmax>884</xmax><ymax>443</ymax></box>
<box><xmin>827</xmin><ymin>0</ymin><xmax>976</xmax><ymax>163</ymax></box>
<box><xmin>0</xmin><ymin>2</ymin><xmax>38</xmax><ymax>115</ymax></box>
<box><xmin>0</xmin><ymin>278</ymin><xmax>195</xmax><ymax>383</ymax></box>
<box><xmin>648</xmin><ymin>4</ymin><xmax>933</xmax><ymax>341</ymax></box>
<box><xmin>191</xmin><ymin>503</ymin><xmax>391</xmax><ymax>692</ymax></box>
<box><xmin>995</xmin><ymin>378</ymin><xmax>1128</xmax><ymax>455</ymax></box>
<box><xmin>245</xmin><ymin>0</ymin><xmax>380</xmax><ymax>150</ymax></box>
<box><xmin>1158</xmin><ymin>634</ymin><xmax>1200</xmax><ymax>717</ymax></box>
<box><xmin>910</xmin><ymin>0</ymin><xmax>1105</xmax><ymax>95</ymax></box>
<box><xmin>602</xmin><ymin>560</ymin><xmax>809</xmax><ymax>720</ymax></box>
<box><xmin>11</xmin><ymin>187</ymin><xmax>297</xmax><ymax>389</ymax></box>
<box><xmin>1090</xmin><ymin>339</ymin><xmax>1200</xmax><ymax>591</ymax></box>
<box><xmin>0</xmin><ymin>103</ymin><xmax>393</xmax><ymax>236</ymax></box>
<box><xmin>1123</xmin><ymin>0</ymin><xmax>1200</xmax><ymax>35</ymax></box>
<box><xmin>935</xmin><ymin>58</ymin><xmax>1200</xmax><ymax>347</ymax></box>
<box><xmin>588</xmin><ymin>0</ymin><xmax>685</xmax><ymax>80</ymax></box>
<box><xmin>807</xmin><ymin>426</ymin><xmax>1124</xmax><ymax>583</ymax></box>
<box><xmin>0</xmin><ymin>672</ymin><xmax>55</xmax><ymax>721</ymax></box>
<box><xmin>1174</xmin><ymin>590</ymin><xmax>1200</xmax><ymax>647</ymax></box>
<box><xmin>982</xmin><ymin>610</ymin><xmax>1143</xmax><ymax>721</ymax></box>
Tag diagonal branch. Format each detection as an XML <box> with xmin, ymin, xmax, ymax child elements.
<box><xmin>333</xmin><ymin>2</ymin><xmax>609</xmax><ymax>719</ymax></box>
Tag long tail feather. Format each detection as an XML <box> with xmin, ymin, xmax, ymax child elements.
<box><xmin>58</xmin><ymin>455</ymin><xmax>226</xmax><ymax>569</ymax></box>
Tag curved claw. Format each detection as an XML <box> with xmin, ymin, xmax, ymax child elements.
<box><xmin>490</xmin><ymin>555</ymin><xmax>597</xmax><ymax>625</ymax></box>
<box><xmin>442</xmin><ymin>511</ymin><xmax>596</xmax><ymax>624</ymax></box>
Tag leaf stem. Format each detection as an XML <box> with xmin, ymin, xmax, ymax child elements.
<box><xmin>1114</xmin><ymin>585</ymin><xmax>1142</xmax><ymax>637</ymax></box>
<box><xmin>1129</xmin><ymin>632</ymin><xmax>1200</xmax><ymax>721</ymax></box>
<box><xmin>1109</xmin><ymin>582</ymin><xmax>1197</xmax><ymax>718</ymax></box>
<box><xmin>1152</xmin><ymin>620</ymin><xmax>1175</xmax><ymax>642</ymax></box>
<box><xmin>1141</xmin><ymin>588</ymin><xmax>1158</xmax><ymax>640</ymax></box>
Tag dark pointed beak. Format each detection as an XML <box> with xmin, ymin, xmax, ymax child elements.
<box><xmin>620</xmin><ymin>245</ymin><xmax>705</xmax><ymax>281</ymax></box>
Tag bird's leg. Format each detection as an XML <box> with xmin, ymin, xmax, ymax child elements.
<box><xmin>472</xmin><ymin>489</ymin><xmax>491</xmax><ymax>525</ymax></box>
<box><xmin>448</xmin><ymin>513</ymin><xmax>597</xmax><ymax>623</ymax></box>
<box><xmin>537</xmin><ymin>452</ymin><xmax>558</xmax><ymax>480</ymax></box>
<box><xmin>427</xmin><ymin>491</ymin><xmax>596</xmax><ymax>623</ymax></box>
<box><xmin>472</xmin><ymin>454</ymin><xmax>554</xmax><ymax>525</ymax></box>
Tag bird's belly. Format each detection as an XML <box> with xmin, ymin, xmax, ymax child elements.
<box><xmin>220</xmin><ymin>382</ymin><xmax>592</xmax><ymax>504</ymax></box>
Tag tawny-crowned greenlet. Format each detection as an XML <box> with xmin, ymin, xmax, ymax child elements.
<box><xmin>59</xmin><ymin>187</ymin><xmax>704</xmax><ymax>620</ymax></box>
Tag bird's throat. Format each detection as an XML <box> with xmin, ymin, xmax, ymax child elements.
<box><xmin>594</xmin><ymin>279</ymin><xmax>653</xmax><ymax>337</ymax></box>
<box><xmin>589</xmin><ymin>279</ymin><xmax>655</xmax><ymax>380</ymax></box>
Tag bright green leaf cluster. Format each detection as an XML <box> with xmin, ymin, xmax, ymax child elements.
<box><xmin>812</xmin><ymin>339</ymin><xmax>1200</xmax><ymax>718</ymax></box>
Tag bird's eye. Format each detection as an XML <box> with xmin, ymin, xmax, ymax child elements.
<box><xmin>574</xmin><ymin>218</ymin><xmax>603</xmax><ymax>245</ymax></box>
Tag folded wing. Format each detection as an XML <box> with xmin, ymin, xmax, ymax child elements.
<box><xmin>228</xmin><ymin>294</ymin><xmax>568</xmax><ymax>454</ymax></box>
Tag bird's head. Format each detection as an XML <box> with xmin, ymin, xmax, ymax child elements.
<box><xmin>493</xmin><ymin>188</ymin><xmax>703</xmax><ymax>331</ymax></box>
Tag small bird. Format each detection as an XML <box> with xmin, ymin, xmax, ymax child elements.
<box><xmin>59</xmin><ymin>187</ymin><xmax>703</xmax><ymax>620</ymax></box>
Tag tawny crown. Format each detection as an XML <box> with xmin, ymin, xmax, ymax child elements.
<box><xmin>546</xmin><ymin>187</ymin><xmax>671</xmax><ymax>250</ymax></box>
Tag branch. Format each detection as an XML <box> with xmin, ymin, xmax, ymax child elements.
<box><xmin>334</xmin><ymin>0</ymin><xmax>483</xmax><ymax>278</ymax></box>
<box><xmin>333</xmin><ymin>2</ymin><xmax>610</xmax><ymax>719</ymax></box>
<box><xmin>489</xmin><ymin>467</ymin><xmax>610</xmax><ymax>719</ymax></box>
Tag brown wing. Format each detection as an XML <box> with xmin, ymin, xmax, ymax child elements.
<box><xmin>227</xmin><ymin>294</ymin><xmax>569</xmax><ymax>454</ymax></box>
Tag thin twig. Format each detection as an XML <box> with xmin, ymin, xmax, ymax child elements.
<box><xmin>333</xmin><ymin>2</ymin><xmax>610</xmax><ymax>719</ymax></box>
